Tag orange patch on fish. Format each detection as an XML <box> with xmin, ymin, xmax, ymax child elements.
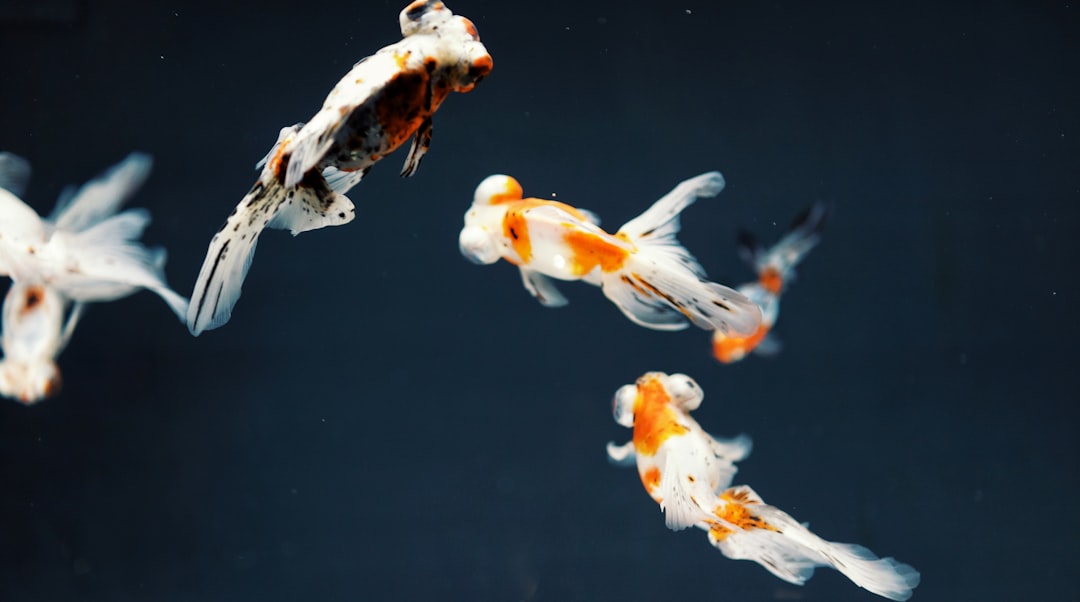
<box><xmin>503</xmin><ymin>206</ymin><xmax>532</xmax><ymax>263</ymax></box>
<box><xmin>713</xmin><ymin>490</ymin><xmax>779</xmax><ymax>533</ymax></box>
<box><xmin>487</xmin><ymin>178</ymin><xmax>524</xmax><ymax>205</ymax></box>
<box><xmin>632</xmin><ymin>375</ymin><xmax>689</xmax><ymax>456</ymax></box>
<box><xmin>707</xmin><ymin>522</ymin><xmax>734</xmax><ymax>543</ymax></box>
<box><xmin>712</xmin><ymin>324</ymin><xmax>770</xmax><ymax>363</ymax></box>
<box><xmin>759</xmin><ymin>266</ymin><xmax>784</xmax><ymax>295</ymax></box>
<box><xmin>373</xmin><ymin>69</ymin><xmax>440</xmax><ymax>151</ymax></box>
<box><xmin>462</xmin><ymin>17</ymin><xmax>479</xmax><ymax>40</ymax></box>
<box><xmin>468</xmin><ymin>54</ymin><xmax>493</xmax><ymax>79</ymax></box>
<box><xmin>21</xmin><ymin>286</ymin><xmax>45</xmax><ymax>314</ymax></box>
<box><xmin>640</xmin><ymin>466</ymin><xmax>661</xmax><ymax>494</ymax></box>
<box><xmin>563</xmin><ymin>229</ymin><xmax>630</xmax><ymax>275</ymax></box>
<box><xmin>268</xmin><ymin>138</ymin><xmax>291</xmax><ymax>178</ymax></box>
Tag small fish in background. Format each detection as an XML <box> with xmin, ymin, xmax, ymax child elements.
<box><xmin>0</xmin><ymin>152</ymin><xmax>188</xmax><ymax>404</ymax></box>
<box><xmin>459</xmin><ymin>172</ymin><xmax>762</xmax><ymax>336</ymax></box>
<box><xmin>187</xmin><ymin>0</ymin><xmax>493</xmax><ymax>336</ymax></box>
<box><xmin>607</xmin><ymin>372</ymin><xmax>920</xmax><ymax>601</ymax></box>
<box><xmin>711</xmin><ymin>203</ymin><xmax>828</xmax><ymax>363</ymax></box>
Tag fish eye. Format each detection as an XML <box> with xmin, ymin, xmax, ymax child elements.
<box><xmin>399</xmin><ymin>0</ymin><xmax>449</xmax><ymax>36</ymax></box>
<box><xmin>612</xmin><ymin>384</ymin><xmax>637</xmax><ymax>427</ymax></box>
<box><xmin>666</xmin><ymin>374</ymin><xmax>703</xmax><ymax>411</ymax></box>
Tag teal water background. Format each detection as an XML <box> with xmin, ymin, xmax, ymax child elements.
<box><xmin>1</xmin><ymin>1</ymin><xmax>1076</xmax><ymax>600</ymax></box>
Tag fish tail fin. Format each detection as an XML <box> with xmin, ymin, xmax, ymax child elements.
<box><xmin>709</xmin><ymin>485</ymin><xmax>920</xmax><ymax>601</ymax></box>
<box><xmin>186</xmin><ymin>171</ymin><xmax>355</xmax><ymax>336</ymax></box>
<box><xmin>602</xmin><ymin>172</ymin><xmax>760</xmax><ymax>335</ymax></box>
<box><xmin>751</xmin><ymin>202</ymin><xmax>829</xmax><ymax>292</ymax></box>
<box><xmin>58</xmin><ymin>210</ymin><xmax>189</xmax><ymax>321</ymax></box>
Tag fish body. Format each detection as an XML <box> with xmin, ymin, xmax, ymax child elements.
<box><xmin>187</xmin><ymin>0</ymin><xmax>492</xmax><ymax>335</ymax></box>
<box><xmin>607</xmin><ymin>372</ymin><xmax>921</xmax><ymax>601</ymax></box>
<box><xmin>0</xmin><ymin>282</ymin><xmax>81</xmax><ymax>404</ymax></box>
<box><xmin>712</xmin><ymin>203</ymin><xmax>828</xmax><ymax>363</ymax></box>
<box><xmin>0</xmin><ymin>152</ymin><xmax>186</xmax><ymax>403</ymax></box>
<box><xmin>459</xmin><ymin>173</ymin><xmax>761</xmax><ymax>335</ymax></box>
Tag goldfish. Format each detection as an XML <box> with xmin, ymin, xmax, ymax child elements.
<box><xmin>712</xmin><ymin>202</ymin><xmax>828</xmax><ymax>363</ymax></box>
<box><xmin>607</xmin><ymin>372</ymin><xmax>920</xmax><ymax>600</ymax></box>
<box><xmin>187</xmin><ymin>0</ymin><xmax>493</xmax><ymax>335</ymax></box>
<box><xmin>0</xmin><ymin>282</ymin><xmax>81</xmax><ymax>404</ymax></box>
<box><xmin>458</xmin><ymin>172</ymin><xmax>761</xmax><ymax>335</ymax></box>
<box><xmin>0</xmin><ymin>152</ymin><xmax>188</xmax><ymax>403</ymax></box>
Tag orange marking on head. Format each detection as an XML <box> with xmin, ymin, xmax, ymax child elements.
<box><xmin>462</xmin><ymin>17</ymin><xmax>479</xmax><ymax>39</ymax></box>
<box><xmin>641</xmin><ymin>466</ymin><xmax>661</xmax><ymax>494</ymax></box>
<box><xmin>563</xmin><ymin>229</ymin><xmax>630</xmax><ymax>275</ymax></box>
<box><xmin>712</xmin><ymin>324</ymin><xmax>770</xmax><ymax>363</ymax></box>
<box><xmin>471</xmin><ymin>54</ymin><xmax>493</xmax><ymax>74</ymax></box>
<box><xmin>759</xmin><ymin>266</ymin><xmax>784</xmax><ymax>295</ymax></box>
<box><xmin>713</xmin><ymin>490</ymin><xmax>779</xmax><ymax>533</ymax></box>
<box><xmin>631</xmin><ymin>375</ymin><xmax>689</xmax><ymax>456</ymax></box>
<box><xmin>488</xmin><ymin>178</ymin><xmax>524</xmax><ymax>205</ymax></box>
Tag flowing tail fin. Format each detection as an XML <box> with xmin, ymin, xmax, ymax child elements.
<box><xmin>708</xmin><ymin>485</ymin><xmax>920</xmax><ymax>601</ymax></box>
<box><xmin>713</xmin><ymin>202</ymin><xmax>829</xmax><ymax>362</ymax></box>
<box><xmin>739</xmin><ymin>202</ymin><xmax>829</xmax><ymax>291</ymax></box>
<box><xmin>600</xmin><ymin>172</ymin><xmax>761</xmax><ymax>335</ymax></box>
<box><xmin>186</xmin><ymin>169</ymin><xmax>355</xmax><ymax>336</ymax></box>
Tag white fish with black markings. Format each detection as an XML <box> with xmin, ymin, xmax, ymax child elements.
<box><xmin>187</xmin><ymin>0</ymin><xmax>493</xmax><ymax>335</ymax></box>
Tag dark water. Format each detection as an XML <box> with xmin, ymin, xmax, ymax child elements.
<box><xmin>0</xmin><ymin>1</ymin><xmax>1076</xmax><ymax>600</ymax></box>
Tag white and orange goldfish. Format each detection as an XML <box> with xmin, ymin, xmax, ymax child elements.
<box><xmin>712</xmin><ymin>203</ymin><xmax>827</xmax><ymax>363</ymax></box>
<box><xmin>0</xmin><ymin>151</ymin><xmax>188</xmax><ymax>403</ymax></box>
<box><xmin>607</xmin><ymin>372</ymin><xmax>920</xmax><ymax>600</ymax></box>
<box><xmin>458</xmin><ymin>173</ymin><xmax>761</xmax><ymax>335</ymax></box>
<box><xmin>187</xmin><ymin>0</ymin><xmax>493</xmax><ymax>335</ymax></box>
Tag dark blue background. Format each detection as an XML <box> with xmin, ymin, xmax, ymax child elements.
<box><xmin>1</xmin><ymin>1</ymin><xmax>1076</xmax><ymax>600</ymax></box>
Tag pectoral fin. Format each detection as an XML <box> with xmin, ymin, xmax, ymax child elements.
<box><xmin>400</xmin><ymin>117</ymin><xmax>433</xmax><ymax>177</ymax></box>
<box><xmin>519</xmin><ymin>267</ymin><xmax>568</xmax><ymax>307</ymax></box>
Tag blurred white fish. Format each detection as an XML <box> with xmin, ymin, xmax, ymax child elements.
<box><xmin>0</xmin><ymin>282</ymin><xmax>81</xmax><ymax>404</ymax></box>
<box><xmin>0</xmin><ymin>152</ymin><xmax>188</xmax><ymax>403</ymax></box>
<box><xmin>607</xmin><ymin>372</ymin><xmax>920</xmax><ymax>600</ymax></box>
<box><xmin>186</xmin><ymin>0</ymin><xmax>493</xmax><ymax>335</ymax></box>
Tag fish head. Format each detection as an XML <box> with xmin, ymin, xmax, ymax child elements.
<box><xmin>459</xmin><ymin>175</ymin><xmax>520</xmax><ymax>264</ymax></box>
<box><xmin>399</xmin><ymin>0</ymin><xmax>452</xmax><ymax>36</ymax></box>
